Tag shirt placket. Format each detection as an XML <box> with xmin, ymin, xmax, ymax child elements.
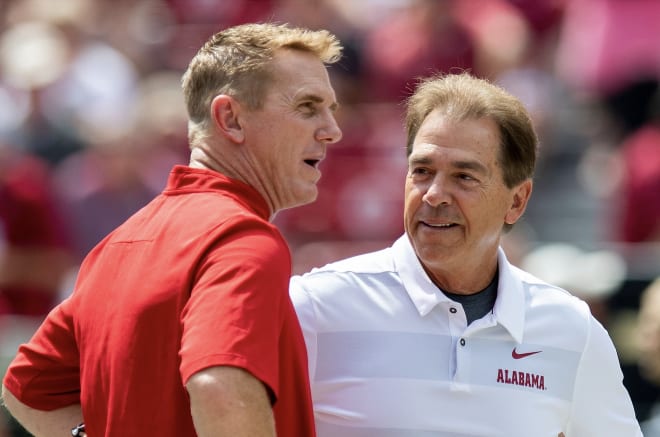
<box><xmin>445</xmin><ymin>302</ymin><xmax>471</xmax><ymax>391</ymax></box>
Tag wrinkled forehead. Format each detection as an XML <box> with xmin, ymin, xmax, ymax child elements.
<box><xmin>413</xmin><ymin>113</ymin><xmax>500</xmax><ymax>152</ymax></box>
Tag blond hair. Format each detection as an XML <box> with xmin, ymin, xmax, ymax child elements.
<box><xmin>181</xmin><ymin>23</ymin><xmax>342</xmax><ymax>145</ymax></box>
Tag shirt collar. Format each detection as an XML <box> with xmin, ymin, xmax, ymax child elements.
<box><xmin>493</xmin><ymin>247</ymin><xmax>525</xmax><ymax>343</ymax></box>
<box><xmin>393</xmin><ymin>234</ymin><xmax>454</xmax><ymax>317</ymax></box>
<box><xmin>164</xmin><ymin>165</ymin><xmax>271</xmax><ymax>220</ymax></box>
<box><xmin>393</xmin><ymin>234</ymin><xmax>525</xmax><ymax>342</ymax></box>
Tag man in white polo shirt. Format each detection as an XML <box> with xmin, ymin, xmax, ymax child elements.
<box><xmin>290</xmin><ymin>72</ymin><xmax>642</xmax><ymax>436</ymax></box>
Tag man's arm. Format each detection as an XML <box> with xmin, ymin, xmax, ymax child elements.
<box><xmin>1</xmin><ymin>384</ymin><xmax>83</xmax><ymax>437</ymax></box>
<box><xmin>566</xmin><ymin>317</ymin><xmax>643</xmax><ymax>436</ymax></box>
<box><xmin>186</xmin><ymin>365</ymin><xmax>276</xmax><ymax>437</ymax></box>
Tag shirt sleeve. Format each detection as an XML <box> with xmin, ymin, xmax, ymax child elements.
<box><xmin>178</xmin><ymin>218</ymin><xmax>291</xmax><ymax>400</ymax></box>
<box><xmin>3</xmin><ymin>299</ymin><xmax>81</xmax><ymax>410</ymax></box>
<box><xmin>289</xmin><ymin>275</ymin><xmax>318</xmax><ymax>381</ymax></box>
<box><xmin>566</xmin><ymin>316</ymin><xmax>643</xmax><ymax>436</ymax></box>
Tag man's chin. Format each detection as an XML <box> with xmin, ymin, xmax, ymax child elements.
<box><xmin>284</xmin><ymin>189</ymin><xmax>318</xmax><ymax>210</ymax></box>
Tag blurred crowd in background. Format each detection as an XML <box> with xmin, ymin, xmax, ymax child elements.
<box><xmin>0</xmin><ymin>0</ymin><xmax>659</xmax><ymax>435</ymax></box>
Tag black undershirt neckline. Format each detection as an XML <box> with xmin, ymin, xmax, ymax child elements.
<box><xmin>442</xmin><ymin>270</ymin><xmax>499</xmax><ymax>325</ymax></box>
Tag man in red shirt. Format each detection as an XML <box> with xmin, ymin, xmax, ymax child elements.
<box><xmin>2</xmin><ymin>22</ymin><xmax>343</xmax><ymax>436</ymax></box>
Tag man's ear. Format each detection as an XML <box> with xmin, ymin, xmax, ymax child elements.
<box><xmin>504</xmin><ymin>179</ymin><xmax>533</xmax><ymax>225</ymax></box>
<box><xmin>210</xmin><ymin>94</ymin><xmax>245</xmax><ymax>143</ymax></box>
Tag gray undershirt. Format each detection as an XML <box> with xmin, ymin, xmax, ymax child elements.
<box><xmin>442</xmin><ymin>270</ymin><xmax>499</xmax><ymax>325</ymax></box>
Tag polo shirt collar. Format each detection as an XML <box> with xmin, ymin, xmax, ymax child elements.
<box><xmin>164</xmin><ymin>165</ymin><xmax>271</xmax><ymax>220</ymax></box>
<box><xmin>393</xmin><ymin>234</ymin><xmax>455</xmax><ymax>317</ymax></box>
<box><xmin>493</xmin><ymin>247</ymin><xmax>525</xmax><ymax>343</ymax></box>
<box><xmin>392</xmin><ymin>234</ymin><xmax>525</xmax><ymax>343</ymax></box>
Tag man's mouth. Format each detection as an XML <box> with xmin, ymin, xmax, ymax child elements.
<box><xmin>422</xmin><ymin>221</ymin><xmax>457</xmax><ymax>228</ymax></box>
<box><xmin>304</xmin><ymin>159</ymin><xmax>321</xmax><ymax>169</ymax></box>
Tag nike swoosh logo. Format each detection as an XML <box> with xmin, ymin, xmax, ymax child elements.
<box><xmin>512</xmin><ymin>348</ymin><xmax>542</xmax><ymax>359</ymax></box>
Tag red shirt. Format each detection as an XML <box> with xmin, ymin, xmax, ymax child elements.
<box><xmin>4</xmin><ymin>165</ymin><xmax>315</xmax><ymax>436</ymax></box>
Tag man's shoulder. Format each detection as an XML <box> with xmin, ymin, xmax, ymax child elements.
<box><xmin>508</xmin><ymin>263</ymin><xmax>577</xmax><ymax>299</ymax></box>
<box><xmin>290</xmin><ymin>246</ymin><xmax>408</xmax><ymax>328</ymax></box>
<box><xmin>302</xmin><ymin>246</ymin><xmax>395</xmax><ymax>277</ymax></box>
<box><xmin>290</xmin><ymin>246</ymin><xmax>399</xmax><ymax>298</ymax></box>
<box><xmin>507</xmin><ymin>263</ymin><xmax>594</xmax><ymax>328</ymax></box>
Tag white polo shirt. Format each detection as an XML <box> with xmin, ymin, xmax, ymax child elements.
<box><xmin>290</xmin><ymin>235</ymin><xmax>642</xmax><ymax>437</ymax></box>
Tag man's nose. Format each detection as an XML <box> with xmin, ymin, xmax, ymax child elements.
<box><xmin>422</xmin><ymin>177</ymin><xmax>451</xmax><ymax>207</ymax></box>
<box><xmin>316</xmin><ymin>114</ymin><xmax>343</xmax><ymax>144</ymax></box>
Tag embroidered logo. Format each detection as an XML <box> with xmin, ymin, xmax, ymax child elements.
<box><xmin>511</xmin><ymin>347</ymin><xmax>542</xmax><ymax>359</ymax></box>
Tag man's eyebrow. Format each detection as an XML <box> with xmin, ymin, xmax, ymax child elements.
<box><xmin>408</xmin><ymin>155</ymin><xmax>433</xmax><ymax>166</ymax></box>
<box><xmin>408</xmin><ymin>155</ymin><xmax>488</xmax><ymax>174</ymax></box>
<box><xmin>453</xmin><ymin>159</ymin><xmax>488</xmax><ymax>174</ymax></box>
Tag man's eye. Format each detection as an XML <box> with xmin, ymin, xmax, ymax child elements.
<box><xmin>300</xmin><ymin>102</ymin><xmax>317</xmax><ymax>113</ymax></box>
<box><xmin>411</xmin><ymin>167</ymin><xmax>429</xmax><ymax>175</ymax></box>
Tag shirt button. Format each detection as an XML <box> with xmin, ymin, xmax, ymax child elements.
<box><xmin>449</xmin><ymin>307</ymin><xmax>457</xmax><ymax>314</ymax></box>
<box><xmin>460</xmin><ymin>338</ymin><xmax>466</xmax><ymax>346</ymax></box>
